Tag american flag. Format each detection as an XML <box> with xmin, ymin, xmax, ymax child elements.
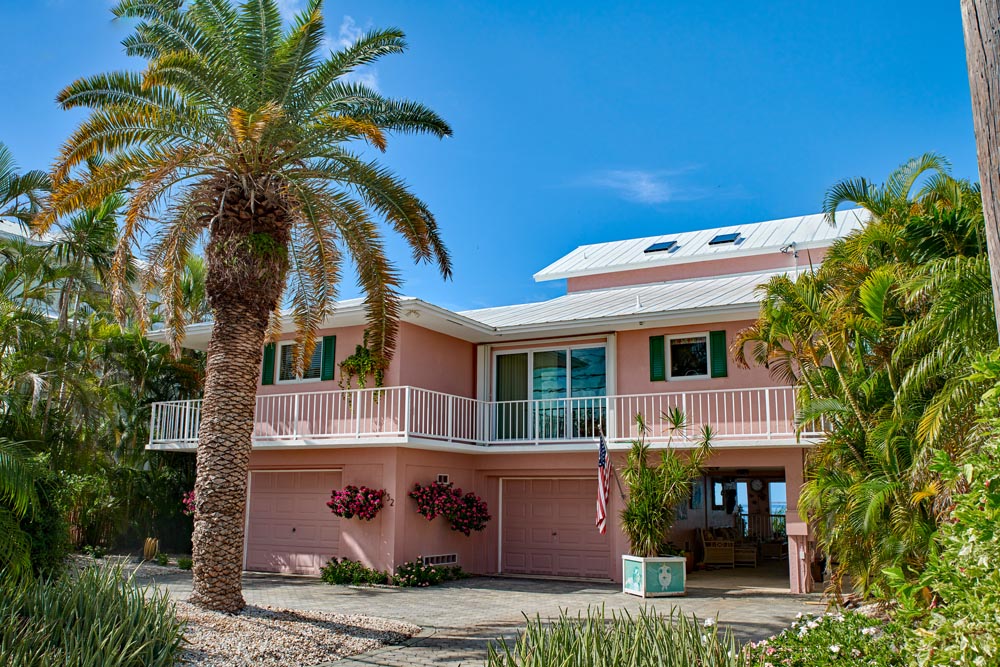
<box><xmin>596</xmin><ymin>432</ymin><xmax>610</xmax><ymax>534</ymax></box>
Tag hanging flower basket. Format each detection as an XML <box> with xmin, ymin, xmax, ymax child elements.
<box><xmin>327</xmin><ymin>485</ymin><xmax>387</xmax><ymax>521</ymax></box>
<box><xmin>409</xmin><ymin>481</ymin><xmax>491</xmax><ymax>536</ymax></box>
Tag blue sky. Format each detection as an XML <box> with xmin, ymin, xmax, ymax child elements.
<box><xmin>0</xmin><ymin>1</ymin><xmax>979</xmax><ymax>311</ymax></box>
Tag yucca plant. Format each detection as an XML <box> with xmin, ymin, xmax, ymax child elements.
<box><xmin>0</xmin><ymin>563</ymin><xmax>185</xmax><ymax>667</ymax></box>
<box><xmin>486</xmin><ymin>606</ymin><xmax>750</xmax><ymax>667</ymax></box>
<box><xmin>40</xmin><ymin>0</ymin><xmax>452</xmax><ymax>611</ymax></box>
<box><xmin>619</xmin><ymin>410</ymin><xmax>713</xmax><ymax>558</ymax></box>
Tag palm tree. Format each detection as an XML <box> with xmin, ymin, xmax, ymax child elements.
<box><xmin>0</xmin><ymin>143</ymin><xmax>49</xmax><ymax>234</ymax></box>
<box><xmin>40</xmin><ymin>0</ymin><xmax>452</xmax><ymax>611</ymax></box>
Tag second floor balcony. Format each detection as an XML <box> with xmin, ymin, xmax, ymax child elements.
<box><xmin>148</xmin><ymin>385</ymin><xmax>819</xmax><ymax>450</ymax></box>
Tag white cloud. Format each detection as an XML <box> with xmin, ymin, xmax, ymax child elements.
<box><xmin>329</xmin><ymin>15</ymin><xmax>380</xmax><ymax>91</ymax></box>
<box><xmin>274</xmin><ymin>0</ymin><xmax>304</xmax><ymax>21</ymax></box>
<box><xmin>583</xmin><ymin>168</ymin><xmax>726</xmax><ymax>204</ymax></box>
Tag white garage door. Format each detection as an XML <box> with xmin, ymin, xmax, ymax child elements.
<box><xmin>501</xmin><ymin>478</ymin><xmax>611</xmax><ymax>579</ymax></box>
<box><xmin>245</xmin><ymin>470</ymin><xmax>341</xmax><ymax>575</ymax></box>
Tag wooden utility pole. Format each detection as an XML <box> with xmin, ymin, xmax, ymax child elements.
<box><xmin>961</xmin><ymin>0</ymin><xmax>1000</xmax><ymax>340</ymax></box>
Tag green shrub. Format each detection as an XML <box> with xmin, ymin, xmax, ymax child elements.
<box><xmin>487</xmin><ymin>606</ymin><xmax>748</xmax><ymax>667</ymax></box>
<box><xmin>177</xmin><ymin>557</ymin><xmax>192</xmax><ymax>570</ymax></box>
<box><xmin>155</xmin><ymin>552</ymin><xmax>169</xmax><ymax>566</ymax></box>
<box><xmin>320</xmin><ymin>557</ymin><xmax>389</xmax><ymax>585</ymax></box>
<box><xmin>744</xmin><ymin>611</ymin><xmax>904</xmax><ymax>666</ymax></box>
<box><xmin>22</xmin><ymin>468</ymin><xmax>71</xmax><ymax>577</ymax></box>
<box><xmin>0</xmin><ymin>563</ymin><xmax>185</xmax><ymax>666</ymax></box>
<box><xmin>886</xmin><ymin>438</ymin><xmax>1000</xmax><ymax>665</ymax></box>
<box><xmin>392</xmin><ymin>559</ymin><xmax>466</xmax><ymax>587</ymax></box>
<box><xmin>82</xmin><ymin>544</ymin><xmax>108</xmax><ymax>559</ymax></box>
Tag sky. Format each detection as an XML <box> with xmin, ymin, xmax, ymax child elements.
<box><xmin>0</xmin><ymin>1</ymin><xmax>980</xmax><ymax>312</ymax></box>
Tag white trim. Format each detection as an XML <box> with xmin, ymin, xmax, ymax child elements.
<box><xmin>666</xmin><ymin>332</ymin><xmax>710</xmax><ymax>381</ymax></box>
<box><xmin>275</xmin><ymin>340</ymin><xmax>324</xmax><ymax>384</ymax></box>
<box><xmin>497</xmin><ymin>475</ymin><xmax>599</xmax><ymax>576</ymax></box>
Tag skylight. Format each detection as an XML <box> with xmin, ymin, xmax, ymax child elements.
<box><xmin>643</xmin><ymin>240</ymin><xmax>677</xmax><ymax>254</ymax></box>
<box><xmin>708</xmin><ymin>232</ymin><xmax>740</xmax><ymax>246</ymax></box>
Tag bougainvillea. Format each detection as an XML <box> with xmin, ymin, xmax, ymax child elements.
<box><xmin>409</xmin><ymin>481</ymin><xmax>491</xmax><ymax>536</ymax></box>
<box><xmin>327</xmin><ymin>486</ymin><xmax>386</xmax><ymax>521</ymax></box>
<box><xmin>182</xmin><ymin>490</ymin><xmax>196</xmax><ymax>517</ymax></box>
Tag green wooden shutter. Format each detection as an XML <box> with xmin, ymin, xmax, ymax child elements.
<box><xmin>320</xmin><ymin>335</ymin><xmax>337</xmax><ymax>381</ymax></box>
<box><xmin>649</xmin><ymin>335</ymin><xmax>666</xmax><ymax>381</ymax></box>
<box><xmin>261</xmin><ymin>343</ymin><xmax>276</xmax><ymax>385</ymax></box>
<box><xmin>709</xmin><ymin>330</ymin><xmax>728</xmax><ymax>378</ymax></box>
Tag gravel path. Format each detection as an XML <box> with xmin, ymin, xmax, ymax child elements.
<box><xmin>175</xmin><ymin>602</ymin><xmax>418</xmax><ymax>667</ymax></box>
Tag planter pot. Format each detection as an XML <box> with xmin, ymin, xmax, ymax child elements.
<box><xmin>622</xmin><ymin>555</ymin><xmax>686</xmax><ymax>597</ymax></box>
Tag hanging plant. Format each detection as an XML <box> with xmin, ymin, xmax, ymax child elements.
<box><xmin>409</xmin><ymin>481</ymin><xmax>491</xmax><ymax>536</ymax></box>
<box><xmin>327</xmin><ymin>486</ymin><xmax>387</xmax><ymax>521</ymax></box>
<box><xmin>338</xmin><ymin>330</ymin><xmax>386</xmax><ymax>390</ymax></box>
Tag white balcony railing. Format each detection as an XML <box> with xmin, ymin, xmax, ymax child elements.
<box><xmin>149</xmin><ymin>385</ymin><xmax>820</xmax><ymax>448</ymax></box>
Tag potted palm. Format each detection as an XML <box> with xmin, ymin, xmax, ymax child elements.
<box><xmin>620</xmin><ymin>409</ymin><xmax>712</xmax><ymax>597</ymax></box>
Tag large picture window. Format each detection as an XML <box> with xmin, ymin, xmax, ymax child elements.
<box><xmin>278</xmin><ymin>341</ymin><xmax>323</xmax><ymax>382</ymax></box>
<box><xmin>669</xmin><ymin>335</ymin><xmax>708</xmax><ymax>379</ymax></box>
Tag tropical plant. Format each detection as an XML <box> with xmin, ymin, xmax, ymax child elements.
<box><xmin>40</xmin><ymin>0</ymin><xmax>452</xmax><ymax>611</ymax></box>
<box><xmin>0</xmin><ymin>142</ymin><xmax>49</xmax><ymax>231</ymax></box>
<box><xmin>733</xmin><ymin>154</ymin><xmax>995</xmax><ymax>597</ymax></box>
<box><xmin>0</xmin><ymin>438</ymin><xmax>40</xmax><ymax>576</ymax></box>
<box><xmin>619</xmin><ymin>410</ymin><xmax>712</xmax><ymax>558</ymax></box>
<box><xmin>0</xmin><ymin>563</ymin><xmax>185</xmax><ymax>667</ymax></box>
<box><xmin>486</xmin><ymin>606</ymin><xmax>749</xmax><ymax>667</ymax></box>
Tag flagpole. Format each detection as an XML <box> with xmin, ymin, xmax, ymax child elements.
<box><xmin>597</xmin><ymin>424</ymin><xmax>626</xmax><ymax>501</ymax></box>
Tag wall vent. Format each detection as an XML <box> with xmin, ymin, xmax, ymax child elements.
<box><xmin>437</xmin><ymin>474</ymin><xmax>450</xmax><ymax>484</ymax></box>
<box><xmin>422</xmin><ymin>553</ymin><xmax>459</xmax><ymax>566</ymax></box>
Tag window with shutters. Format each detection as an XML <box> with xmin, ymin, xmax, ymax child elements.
<box><xmin>277</xmin><ymin>341</ymin><xmax>324</xmax><ymax>383</ymax></box>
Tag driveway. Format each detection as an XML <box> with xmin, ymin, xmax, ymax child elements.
<box><xmin>140</xmin><ymin>568</ymin><xmax>818</xmax><ymax>667</ymax></box>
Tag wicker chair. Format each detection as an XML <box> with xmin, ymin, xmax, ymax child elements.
<box><xmin>697</xmin><ymin>528</ymin><xmax>735</xmax><ymax>568</ymax></box>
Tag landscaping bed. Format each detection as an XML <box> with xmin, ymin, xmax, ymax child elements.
<box><xmin>176</xmin><ymin>602</ymin><xmax>417</xmax><ymax>667</ymax></box>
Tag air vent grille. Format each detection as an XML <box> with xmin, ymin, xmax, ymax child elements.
<box><xmin>422</xmin><ymin>553</ymin><xmax>459</xmax><ymax>566</ymax></box>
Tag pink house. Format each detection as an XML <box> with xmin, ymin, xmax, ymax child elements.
<box><xmin>148</xmin><ymin>209</ymin><xmax>866</xmax><ymax>594</ymax></box>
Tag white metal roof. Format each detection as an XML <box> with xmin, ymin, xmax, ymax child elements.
<box><xmin>533</xmin><ymin>209</ymin><xmax>867</xmax><ymax>282</ymax></box>
<box><xmin>460</xmin><ymin>268</ymin><xmax>796</xmax><ymax>330</ymax></box>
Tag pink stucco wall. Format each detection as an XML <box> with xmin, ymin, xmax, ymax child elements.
<box><xmin>615</xmin><ymin>320</ymin><xmax>781</xmax><ymax>395</ymax></box>
<box><xmin>255</xmin><ymin>322</ymin><xmax>475</xmax><ymax>398</ymax></box>
<box><xmin>246</xmin><ymin>444</ymin><xmax>811</xmax><ymax>592</ymax></box>
<box><xmin>566</xmin><ymin>247</ymin><xmax>829</xmax><ymax>292</ymax></box>
<box><xmin>396</xmin><ymin>323</ymin><xmax>476</xmax><ymax>398</ymax></box>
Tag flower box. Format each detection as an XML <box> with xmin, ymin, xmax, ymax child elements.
<box><xmin>622</xmin><ymin>555</ymin><xmax>687</xmax><ymax>597</ymax></box>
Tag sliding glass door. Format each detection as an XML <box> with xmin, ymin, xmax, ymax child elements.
<box><xmin>494</xmin><ymin>345</ymin><xmax>607</xmax><ymax>441</ymax></box>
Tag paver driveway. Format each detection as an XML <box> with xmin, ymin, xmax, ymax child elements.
<box><xmin>140</xmin><ymin>567</ymin><xmax>819</xmax><ymax>666</ymax></box>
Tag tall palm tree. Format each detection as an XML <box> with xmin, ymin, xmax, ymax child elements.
<box><xmin>40</xmin><ymin>0</ymin><xmax>452</xmax><ymax>611</ymax></box>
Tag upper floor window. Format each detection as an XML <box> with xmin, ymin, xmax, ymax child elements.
<box><xmin>669</xmin><ymin>335</ymin><xmax>708</xmax><ymax>379</ymax></box>
<box><xmin>278</xmin><ymin>341</ymin><xmax>323</xmax><ymax>382</ymax></box>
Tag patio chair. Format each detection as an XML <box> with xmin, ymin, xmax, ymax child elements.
<box><xmin>697</xmin><ymin>528</ymin><xmax>735</xmax><ymax>568</ymax></box>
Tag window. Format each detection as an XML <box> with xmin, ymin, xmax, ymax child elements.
<box><xmin>494</xmin><ymin>344</ymin><xmax>607</xmax><ymax>440</ymax></box>
<box><xmin>644</xmin><ymin>240</ymin><xmax>677</xmax><ymax>254</ymax></box>
<box><xmin>709</xmin><ymin>232</ymin><xmax>740</xmax><ymax>245</ymax></box>
<box><xmin>278</xmin><ymin>341</ymin><xmax>323</xmax><ymax>382</ymax></box>
<box><xmin>668</xmin><ymin>335</ymin><xmax>708</xmax><ymax>379</ymax></box>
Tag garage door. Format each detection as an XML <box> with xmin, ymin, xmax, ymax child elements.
<box><xmin>245</xmin><ymin>470</ymin><xmax>341</xmax><ymax>575</ymax></box>
<box><xmin>501</xmin><ymin>478</ymin><xmax>611</xmax><ymax>579</ymax></box>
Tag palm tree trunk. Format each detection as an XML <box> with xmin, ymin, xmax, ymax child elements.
<box><xmin>189</xmin><ymin>179</ymin><xmax>291</xmax><ymax>613</ymax></box>
<box><xmin>961</xmin><ymin>0</ymin><xmax>1000</xmax><ymax>341</ymax></box>
<box><xmin>187</xmin><ymin>302</ymin><xmax>268</xmax><ymax>612</ymax></box>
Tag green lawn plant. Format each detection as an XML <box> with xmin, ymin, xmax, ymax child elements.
<box><xmin>620</xmin><ymin>410</ymin><xmax>713</xmax><ymax>557</ymax></box>
<box><xmin>177</xmin><ymin>557</ymin><xmax>193</xmax><ymax>570</ymax></box>
<box><xmin>0</xmin><ymin>563</ymin><xmax>185</xmax><ymax>667</ymax></box>
<box><xmin>320</xmin><ymin>556</ymin><xmax>466</xmax><ymax>587</ymax></box>
<box><xmin>486</xmin><ymin>606</ymin><xmax>748</xmax><ymax>667</ymax></box>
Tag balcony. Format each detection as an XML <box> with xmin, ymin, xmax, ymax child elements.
<box><xmin>149</xmin><ymin>385</ymin><xmax>817</xmax><ymax>450</ymax></box>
